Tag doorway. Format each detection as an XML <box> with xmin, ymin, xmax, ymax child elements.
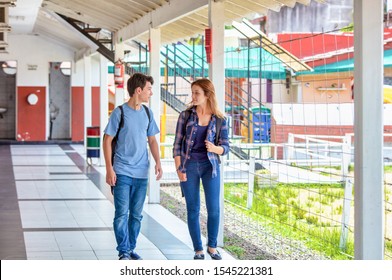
<box><xmin>0</xmin><ymin>61</ymin><xmax>16</xmax><ymax>139</ymax></box>
<box><xmin>48</xmin><ymin>62</ymin><xmax>71</xmax><ymax>140</ymax></box>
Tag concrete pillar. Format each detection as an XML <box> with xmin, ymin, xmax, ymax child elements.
<box><xmin>99</xmin><ymin>55</ymin><xmax>109</xmax><ymax>166</ymax></box>
<box><xmin>208</xmin><ymin>0</ymin><xmax>225</xmax><ymax>248</ymax></box>
<box><xmin>115</xmin><ymin>43</ymin><xmax>126</xmax><ymax>106</ymax></box>
<box><xmin>148</xmin><ymin>27</ymin><xmax>161</xmax><ymax>204</ymax></box>
<box><xmin>84</xmin><ymin>55</ymin><xmax>92</xmax><ymax>147</ymax></box>
<box><xmin>353</xmin><ymin>0</ymin><xmax>384</xmax><ymax>259</ymax></box>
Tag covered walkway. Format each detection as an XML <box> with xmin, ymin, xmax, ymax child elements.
<box><xmin>0</xmin><ymin>144</ymin><xmax>234</xmax><ymax>260</ymax></box>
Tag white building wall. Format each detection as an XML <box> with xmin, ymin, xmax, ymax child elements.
<box><xmin>91</xmin><ymin>56</ymin><xmax>101</xmax><ymax>87</ymax></box>
<box><xmin>72</xmin><ymin>59</ymin><xmax>85</xmax><ymax>87</ymax></box>
<box><xmin>0</xmin><ymin>35</ymin><xmax>75</xmax><ymax>86</ymax></box>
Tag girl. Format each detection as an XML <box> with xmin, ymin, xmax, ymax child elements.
<box><xmin>172</xmin><ymin>78</ymin><xmax>229</xmax><ymax>260</ymax></box>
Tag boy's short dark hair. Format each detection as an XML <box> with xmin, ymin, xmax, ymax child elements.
<box><xmin>127</xmin><ymin>73</ymin><xmax>154</xmax><ymax>97</ymax></box>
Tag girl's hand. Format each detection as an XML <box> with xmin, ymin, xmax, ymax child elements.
<box><xmin>205</xmin><ymin>140</ymin><xmax>216</xmax><ymax>153</ymax></box>
<box><xmin>177</xmin><ymin>170</ymin><xmax>187</xmax><ymax>182</ymax></box>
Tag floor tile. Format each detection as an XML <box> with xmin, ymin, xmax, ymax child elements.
<box><xmin>61</xmin><ymin>250</ymin><xmax>98</xmax><ymax>260</ymax></box>
<box><xmin>24</xmin><ymin>232</ymin><xmax>59</xmax><ymax>252</ymax></box>
<box><xmin>26</xmin><ymin>251</ymin><xmax>62</xmax><ymax>260</ymax></box>
<box><xmin>53</xmin><ymin>231</ymin><xmax>93</xmax><ymax>251</ymax></box>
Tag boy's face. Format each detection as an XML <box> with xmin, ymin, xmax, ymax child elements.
<box><xmin>139</xmin><ymin>81</ymin><xmax>153</xmax><ymax>103</ymax></box>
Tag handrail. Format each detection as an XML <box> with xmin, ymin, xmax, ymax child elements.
<box><xmin>166</xmin><ymin>44</ymin><xmax>205</xmax><ymax>71</ymax></box>
<box><xmin>178</xmin><ymin>41</ymin><xmax>206</xmax><ymax>65</ymax></box>
<box><xmin>161</xmin><ymin>49</ymin><xmax>195</xmax><ymax>83</ymax></box>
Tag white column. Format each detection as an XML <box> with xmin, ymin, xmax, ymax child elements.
<box><xmin>99</xmin><ymin>55</ymin><xmax>109</xmax><ymax>166</ymax></box>
<box><xmin>354</xmin><ymin>0</ymin><xmax>384</xmax><ymax>259</ymax></box>
<box><xmin>115</xmin><ymin>43</ymin><xmax>126</xmax><ymax>106</ymax></box>
<box><xmin>208</xmin><ymin>0</ymin><xmax>225</xmax><ymax>248</ymax></box>
<box><xmin>208</xmin><ymin>0</ymin><xmax>225</xmax><ymax>109</ymax></box>
<box><xmin>84</xmin><ymin>55</ymin><xmax>92</xmax><ymax>147</ymax></box>
<box><xmin>148</xmin><ymin>27</ymin><xmax>161</xmax><ymax>204</ymax></box>
<box><xmin>114</xmin><ymin>87</ymin><xmax>125</xmax><ymax>106</ymax></box>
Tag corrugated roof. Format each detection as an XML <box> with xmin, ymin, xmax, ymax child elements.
<box><xmin>5</xmin><ymin>0</ymin><xmax>326</xmax><ymax>55</ymax></box>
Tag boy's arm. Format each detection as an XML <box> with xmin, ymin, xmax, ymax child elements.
<box><xmin>103</xmin><ymin>134</ymin><xmax>116</xmax><ymax>186</ymax></box>
<box><xmin>147</xmin><ymin>135</ymin><xmax>163</xmax><ymax>181</ymax></box>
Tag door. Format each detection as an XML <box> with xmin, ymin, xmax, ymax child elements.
<box><xmin>0</xmin><ymin>61</ymin><xmax>16</xmax><ymax>139</ymax></box>
<box><xmin>48</xmin><ymin>62</ymin><xmax>71</xmax><ymax>140</ymax></box>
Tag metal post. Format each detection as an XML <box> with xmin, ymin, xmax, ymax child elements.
<box><xmin>247</xmin><ymin>157</ymin><xmax>255</xmax><ymax>209</ymax></box>
<box><xmin>287</xmin><ymin>133</ymin><xmax>294</xmax><ymax>160</ymax></box>
<box><xmin>354</xmin><ymin>0</ymin><xmax>384</xmax><ymax>259</ymax></box>
<box><xmin>340</xmin><ymin>178</ymin><xmax>353</xmax><ymax>251</ymax></box>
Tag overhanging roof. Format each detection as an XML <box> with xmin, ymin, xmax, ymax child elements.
<box><xmin>298</xmin><ymin>49</ymin><xmax>392</xmax><ymax>75</ymax></box>
<box><xmin>232</xmin><ymin>18</ymin><xmax>313</xmax><ymax>73</ymax></box>
<box><xmin>6</xmin><ymin>0</ymin><xmax>326</xmax><ymax>55</ymax></box>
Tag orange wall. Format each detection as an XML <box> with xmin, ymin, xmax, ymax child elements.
<box><xmin>71</xmin><ymin>86</ymin><xmax>101</xmax><ymax>141</ymax></box>
<box><xmin>92</xmin><ymin>86</ymin><xmax>100</xmax><ymax>127</ymax></box>
<box><xmin>16</xmin><ymin>86</ymin><xmax>100</xmax><ymax>142</ymax></box>
<box><xmin>71</xmin><ymin>87</ymin><xmax>84</xmax><ymax>141</ymax></box>
<box><xmin>225</xmin><ymin>78</ymin><xmax>246</xmax><ymax>108</ymax></box>
<box><xmin>17</xmin><ymin>87</ymin><xmax>46</xmax><ymax>141</ymax></box>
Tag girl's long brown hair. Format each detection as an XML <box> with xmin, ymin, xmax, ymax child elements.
<box><xmin>190</xmin><ymin>78</ymin><xmax>225</xmax><ymax>118</ymax></box>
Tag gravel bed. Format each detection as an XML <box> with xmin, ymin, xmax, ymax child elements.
<box><xmin>160</xmin><ymin>184</ymin><xmax>327</xmax><ymax>260</ymax></box>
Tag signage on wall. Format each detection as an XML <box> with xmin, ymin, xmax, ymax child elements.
<box><xmin>27</xmin><ymin>64</ymin><xmax>37</xmax><ymax>70</ymax></box>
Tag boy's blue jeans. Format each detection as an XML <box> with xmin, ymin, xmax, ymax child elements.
<box><xmin>180</xmin><ymin>160</ymin><xmax>221</xmax><ymax>252</ymax></box>
<box><xmin>112</xmin><ymin>174</ymin><xmax>148</xmax><ymax>256</ymax></box>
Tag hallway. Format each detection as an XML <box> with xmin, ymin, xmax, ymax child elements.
<box><xmin>0</xmin><ymin>144</ymin><xmax>233</xmax><ymax>260</ymax></box>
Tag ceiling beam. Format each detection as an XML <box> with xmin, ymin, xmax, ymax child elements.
<box><xmin>116</xmin><ymin>0</ymin><xmax>208</xmax><ymax>44</ymax></box>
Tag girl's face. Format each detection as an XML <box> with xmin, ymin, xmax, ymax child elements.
<box><xmin>191</xmin><ymin>84</ymin><xmax>208</xmax><ymax>106</ymax></box>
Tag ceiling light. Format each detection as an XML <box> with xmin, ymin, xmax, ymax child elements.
<box><xmin>0</xmin><ymin>1</ymin><xmax>16</xmax><ymax>8</ymax></box>
<box><xmin>0</xmin><ymin>23</ymin><xmax>11</xmax><ymax>31</ymax></box>
<box><xmin>9</xmin><ymin>15</ymin><xmax>25</xmax><ymax>21</ymax></box>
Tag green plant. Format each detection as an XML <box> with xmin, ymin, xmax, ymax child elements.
<box><xmin>306</xmin><ymin>215</ymin><xmax>319</xmax><ymax>225</ymax></box>
<box><xmin>335</xmin><ymin>204</ymin><xmax>343</xmax><ymax>215</ymax></box>
<box><xmin>340</xmin><ymin>23</ymin><xmax>354</xmax><ymax>32</ymax></box>
<box><xmin>223</xmin><ymin>182</ymin><xmax>358</xmax><ymax>259</ymax></box>
<box><xmin>385</xmin><ymin>165</ymin><xmax>392</xmax><ymax>173</ymax></box>
<box><xmin>225</xmin><ymin>245</ymin><xmax>245</xmax><ymax>258</ymax></box>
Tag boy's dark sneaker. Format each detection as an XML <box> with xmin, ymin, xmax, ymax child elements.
<box><xmin>119</xmin><ymin>253</ymin><xmax>130</xmax><ymax>260</ymax></box>
<box><xmin>130</xmin><ymin>251</ymin><xmax>142</xmax><ymax>260</ymax></box>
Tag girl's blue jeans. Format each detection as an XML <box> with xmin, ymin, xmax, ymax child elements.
<box><xmin>180</xmin><ymin>160</ymin><xmax>221</xmax><ymax>252</ymax></box>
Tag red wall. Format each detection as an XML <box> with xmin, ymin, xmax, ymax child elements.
<box><xmin>17</xmin><ymin>87</ymin><xmax>46</xmax><ymax>141</ymax></box>
<box><xmin>278</xmin><ymin>33</ymin><xmax>354</xmax><ymax>59</ymax></box>
<box><xmin>92</xmin><ymin>86</ymin><xmax>100</xmax><ymax>127</ymax></box>
<box><xmin>15</xmin><ymin>86</ymin><xmax>100</xmax><ymax>142</ymax></box>
<box><xmin>71</xmin><ymin>86</ymin><xmax>101</xmax><ymax>141</ymax></box>
<box><xmin>71</xmin><ymin>87</ymin><xmax>84</xmax><ymax>141</ymax></box>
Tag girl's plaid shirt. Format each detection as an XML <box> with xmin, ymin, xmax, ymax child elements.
<box><xmin>172</xmin><ymin>107</ymin><xmax>229</xmax><ymax>178</ymax></box>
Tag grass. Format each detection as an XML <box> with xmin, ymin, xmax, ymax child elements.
<box><xmin>225</xmin><ymin>176</ymin><xmax>392</xmax><ymax>259</ymax></box>
<box><xmin>224</xmin><ymin>181</ymin><xmax>357</xmax><ymax>259</ymax></box>
<box><xmin>225</xmin><ymin>245</ymin><xmax>246</xmax><ymax>258</ymax></box>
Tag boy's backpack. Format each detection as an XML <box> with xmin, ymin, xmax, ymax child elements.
<box><xmin>105</xmin><ymin>104</ymin><xmax>151</xmax><ymax>166</ymax></box>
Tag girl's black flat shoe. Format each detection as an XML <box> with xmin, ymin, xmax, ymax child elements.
<box><xmin>207</xmin><ymin>249</ymin><xmax>222</xmax><ymax>260</ymax></box>
<box><xmin>194</xmin><ymin>253</ymin><xmax>205</xmax><ymax>260</ymax></box>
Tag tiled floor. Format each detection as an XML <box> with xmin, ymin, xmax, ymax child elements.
<box><xmin>0</xmin><ymin>144</ymin><xmax>234</xmax><ymax>260</ymax></box>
